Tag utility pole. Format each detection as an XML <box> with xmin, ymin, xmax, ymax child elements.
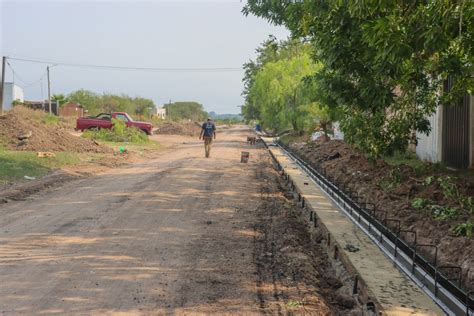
<box><xmin>0</xmin><ymin>56</ymin><xmax>6</xmax><ymax>115</ymax></box>
<box><xmin>47</xmin><ymin>66</ymin><xmax>52</xmax><ymax>114</ymax></box>
<box><xmin>168</xmin><ymin>99</ymin><xmax>172</xmax><ymax>121</ymax></box>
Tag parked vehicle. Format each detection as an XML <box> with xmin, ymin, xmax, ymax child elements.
<box><xmin>76</xmin><ymin>112</ymin><xmax>153</xmax><ymax>135</ymax></box>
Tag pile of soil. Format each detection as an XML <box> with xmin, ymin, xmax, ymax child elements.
<box><xmin>0</xmin><ymin>107</ymin><xmax>109</xmax><ymax>153</ymax></box>
<box><xmin>288</xmin><ymin>139</ymin><xmax>474</xmax><ymax>291</ymax></box>
<box><xmin>154</xmin><ymin>121</ymin><xmax>202</xmax><ymax>136</ymax></box>
<box><xmin>254</xmin><ymin>158</ymin><xmax>361</xmax><ymax>314</ymax></box>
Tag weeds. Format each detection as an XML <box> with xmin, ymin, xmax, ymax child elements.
<box><xmin>0</xmin><ymin>149</ymin><xmax>80</xmax><ymax>183</ymax></box>
<box><xmin>42</xmin><ymin>114</ymin><xmax>61</xmax><ymax>125</ymax></box>
<box><xmin>423</xmin><ymin>176</ymin><xmax>474</xmax><ymax>217</ymax></box>
<box><xmin>411</xmin><ymin>198</ymin><xmax>460</xmax><ymax>221</ymax></box>
<box><xmin>83</xmin><ymin>119</ymin><xmax>149</xmax><ymax>144</ymax></box>
<box><xmin>437</xmin><ymin>176</ymin><xmax>459</xmax><ymax>201</ymax></box>
<box><xmin>453</xmin><ymin>222</ymin><xmax>473</xmax><ymax>237</ymax></box>
<box><xmin>384</xmin><ymin>151</ymin><xmax>428</xmax><ymax>175</ymax></box>
<box><xmin>286</xmin><ymin>300</ymin><xmax>303</xmax><ymax>309</ymax></box>
<box><xmin>378</xmin><ymin>167</ymin><xmax>404</xmax><ymax>191</ymax></box>
<box><xmin>424</xmin><ymin>176</ymin><xmax>434</xmax><ymax>186</ymax></box>
<box><xmin>412</xmin><ymin>198</ymin><xmax>431</xmax><ymax>209</ymax></box>
<box><xmin>460</xmin><ymin>196</ymin><xmax>474</xmax><ymax>215</ymax></box>
<box><xmin>430</xmin><ymin>205</ymin><xmax>459</xmax><ymax>221</ymax></box>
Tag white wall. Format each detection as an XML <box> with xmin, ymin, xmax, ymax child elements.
<box><xmin>332</xmin><ymin>121</ymin><xmax>344</xmax><ymax>140</ymax></box>
<box><xmin>416</xmin><ymin>105</ymin><xmax>443</xmax><ymax>163</ymax></box>
<box><xmin>155</xmin><ymin>107</ymin><xmax>166</xmax><ymax>119</ymax></box>
<box><xmin>2</xmin><ymin>82</ymin><xmax>24</xmax><ymax>111</ymax></box>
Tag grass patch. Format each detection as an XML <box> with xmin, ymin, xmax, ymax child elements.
<box><xmin>384</xmin><ymin>151</ymin><xmax>430</xmax><ymax>174</ymax></box>
<box><xmin>42</xmin><ymin>114</ymin><xmax>61</xmax><ymax>125</ymax></box>
<box><xmin>0</xmin><ymin>150</ymin><xmax>81</xmax><ymax>184</ymax></box>
<box><xmin>286</xmin><ymin>300</ymin><xmax>303</xmax><ymax>309</ymax></box>
<box><xmin>280</xmin><ymin>132</ymin><xmax>311</xmax><ymax>145</ymax></box>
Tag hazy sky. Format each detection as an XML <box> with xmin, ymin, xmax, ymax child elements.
<box><xmin>0</xmin><ymin>0</ymin><xmax>288</xmax><ymax>114</ymax></box>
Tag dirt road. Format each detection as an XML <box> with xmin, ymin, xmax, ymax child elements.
<box><xmin>0</xmin><ymin>126</ymin><xmax>348</xmax><ymax>315</ymax></box>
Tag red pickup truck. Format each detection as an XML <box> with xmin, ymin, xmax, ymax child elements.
<box><xmin>76</xmin><ymin>112</ymin><xmax>154</xmax><ymax>135</ymax></box>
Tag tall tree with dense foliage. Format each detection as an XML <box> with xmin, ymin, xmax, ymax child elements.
<box><xmin>242</xmin><ymin>36</ymin><xmax>280</xmax><ymax>121</ymax></box>
<box><xmin>163</xmin><ymin>101</ymin><xmax>207</xmax><ymax>121</ymax></box>
<box><xmin>247</xmin><ymin>48</ymin><xmax>320</xmax><ymax>132</ymax></box>
<box><xmin>68</xmin><ymin>90</ymin><xmax>156</xmax><ymax>116</ymax></box>
<box><xmin>244</xmin><ymin>1</ymin><xmax>474</xmax><ymax>157</ymax></box>
<box><xmin>242</xmin><ymin>38</ymin><xmax>336</xmax><ymax>134</ymax></box>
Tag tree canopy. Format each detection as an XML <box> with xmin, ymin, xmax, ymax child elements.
<box><xmin>68</xmin><ymin>90</ymin><xmax>156</xmax><ymax>116</ymax></box>
<box><xmin>244</xmin><ymin>0</ymin><xmax>474</xmax><ymax>157</ymax></box>
<box><xmin>242</xmin><ymin>38</ymin><xmax>339</xmax><ymax>134</ymax></box>
<box><xmin>163</xmin><ymin>101</ymin><xmax>208</xmax><ymax>122</ymax></box>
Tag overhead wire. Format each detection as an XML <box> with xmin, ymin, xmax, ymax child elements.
<box><xmin>23</xmin><ymin>72</ymin><xmax>48</xmax><ymax>89</ymax></box>
<box><xmin>6</xmin><ymin>59</ymin><xmax>48</xmax><ymax>89</ymax></box>
<box><xmin>6</xmin><ymin>55</ymin><xmax>243</xmax><ymax>73</ymax></box>
<box><xmin>6</xmin><ymin>60</ymin><xmax>31</xmax><ymax>86</ymax></box>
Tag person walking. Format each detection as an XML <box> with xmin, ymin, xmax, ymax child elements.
<box><xmin>199</xmin><ymin>117</ymin><xmax>216</xmax><ymax>158</ymax></box>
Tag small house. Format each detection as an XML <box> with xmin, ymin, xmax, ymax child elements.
<box><xmin>155</xmin><ymin>107</ymin><xmax>166</xmax><ymax>119</ymax></box>
<box><xmin>59</xmin><ymin>102</ymin><xmax>84</xmax><ymax>117</ymax></box>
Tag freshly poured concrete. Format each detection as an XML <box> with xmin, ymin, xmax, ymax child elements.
<box><xmin>267</xmin><ymin>144</ymin><xmax>445</xmax><ymax>316</ymax></box>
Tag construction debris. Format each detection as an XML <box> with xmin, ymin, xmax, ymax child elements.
<box><xmin>37</xmin><ymin>152</ymin><xmax>56</xmax><ymax>158</ymax></box>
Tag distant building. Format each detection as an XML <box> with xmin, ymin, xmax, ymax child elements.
<box><xmin>2</xmin><ymin>82</ymin><xmax>24</xmax><ymax>111</ymax></box>
<box><xmin>23</xmin><ymin>100</ymin><xmax>59</xmax><ymax>116</ymax></box>
<box><xmin>155</xmin><ymin>107</ymin><xmax>166</xmax><ymax>119</ymax></box>
<box><xmin>59</xmin><ymin>102</ymin><xmax>84</xmax><ymax>117</ymax></box>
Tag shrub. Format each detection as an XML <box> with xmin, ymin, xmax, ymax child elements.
<box><xmin>42</xmin><ymin>114</ymin><xmax>61</xmax><ymax>125</ymax></box>
<box><xmin>430</xmin><ymin>205</ymin><xmax>459</xmax><ymax>221</ymax></box>
<box><xmin>453</xmin><ymin>222</ymin><xmax>473</xmax><ymax>238</ymax></box>
<box><xmin>82</xmin><ymin>118</ymin><xmax>149</xmax><ymax>144</ymax></box>
<box><xmin>412</xmin><ymin>198</ymin><xmax>431</xmax><ymax>209</ymax></box>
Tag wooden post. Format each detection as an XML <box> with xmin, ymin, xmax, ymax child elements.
<box><xmin>47</xmin><ymin>66</ymin><xmax>52</xmax><ymax>114</ymax></box>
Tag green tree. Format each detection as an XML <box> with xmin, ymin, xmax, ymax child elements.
<box><xmin>134</xmin><ymin>97</ymin><xmax>155</xmax><ymax>116</ymax></box>
<box><xmin>247</xmin><ymin>47</ymin><xmax>323</xmax><ymax>133</ymax></box>
<box><xmin>68</xmin><ymin>90</ymin><xmax>100</xmax><ymax>114</ymax></box>
<box><xmin>244</xmin><ymin>0</ymin><xmax>474</xmax><ymax>157</ymax></box>
<box><xmin>67</xmin><ymin>90</ymin><xmax>156</xmax><ymax>117</ymax></box>
<box><xmin>51</xmin><ymin>94</ymin><xmax>70</xmax><ymax>107</ymax></box>
<box><xmin>163</xmin><ymin>101</ymin><xmax>207</xmax><ymax>121</ymax></box>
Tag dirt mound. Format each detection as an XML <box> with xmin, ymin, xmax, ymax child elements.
<box><xmin>0</xmin><ymin>107</ymin><xmax>109</xmax><ymax>153</ymax></box>
<box><xmin>154</xmin><ymin>121</ymin><xmax>201</xmax><ymax>136</ymax></box>
<box><xmin>289</xmin><ymin>139</ymin><xmax>474</xmax><ymax>291</ymax></box>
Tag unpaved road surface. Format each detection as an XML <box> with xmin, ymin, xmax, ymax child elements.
<box><xmin>0</xmin><ymin>126</ymin><xmax>349</xmax><ymax>315</ymax></box>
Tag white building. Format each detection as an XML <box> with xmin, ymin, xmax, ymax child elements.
<box><xmin>2</xmin><ymin>82</ymin><xmax>24</xmax><ymax>111</ymax></box>
<box><xmin>416</xmin><ymin>106</ymin><xmax>443</xmax><ymax>163</ymax></box>
<box><xmin>416</xmin><ymin>94</ymin><xmax>474</xmax><ymax>169</ymax></box>
<box><xmin>155</xmin><ymin>107</ymin><xmax>166</xmax><ymax>119</ymax></box>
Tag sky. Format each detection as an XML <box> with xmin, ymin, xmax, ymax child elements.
<box><xmin>0</xmin><ymin>0</ymin><xmax>289</xmax><ymax>114</ymax></box>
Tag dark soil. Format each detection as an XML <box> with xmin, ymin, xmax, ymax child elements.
<box><xmin>254</xmin><ymin>158</ymin><xmax>362</xmax><ymax>315</ymax></box>
<box><xmin>154</xmin><ymin>121</ymin><xmax>202</xmax><ymax>136</ymax></box>
<box><xmin>0</xmin><ymin>107</ymin><xmax>109</xmax><ymax>153</ymax></box>
<box><xmin>288</xmin><ymin>139</ymin><xmax>474</xmax><ymax>291</ymax></box>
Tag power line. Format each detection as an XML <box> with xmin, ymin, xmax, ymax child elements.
<box><xmin>6</xmin><ymin>60</ymin><xmax>48</xmax><ymax>88</ymax></box>
<box><xmin>6</xmin><ymin>60</ymin><xmax>31</xmax><ymax>86</ymax></box>
<box><xmin>23</xmin><ymin>72</ymin><xmax>48</xmax><ymax>89</ymax></box>
<box><xmin>6</xmin><ymin>56</ymin><xmax>243</xmax><ymax>73</ymax></box>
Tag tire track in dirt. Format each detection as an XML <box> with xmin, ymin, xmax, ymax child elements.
<box><xmin>0</xmin><ymin>126</ymin><xmax>362</xmax><ymax>315</ymax></box>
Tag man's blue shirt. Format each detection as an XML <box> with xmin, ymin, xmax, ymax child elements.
<box><xmin>202</xmin><ymin>121</ymin><xmax>216</xmax><ymax>137</ymax></box>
